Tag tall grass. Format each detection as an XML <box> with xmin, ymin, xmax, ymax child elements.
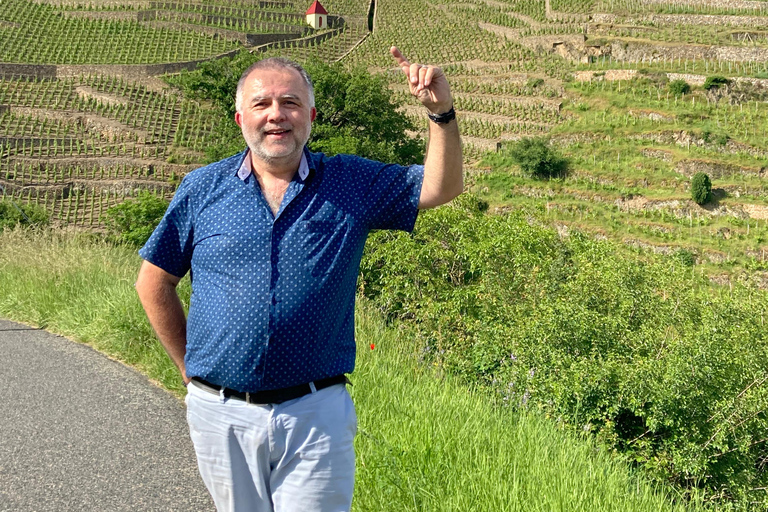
<box><xmin>0</xmin><ymin>228</ymin><xmax>707</xmax><ymax>511</ymax></box>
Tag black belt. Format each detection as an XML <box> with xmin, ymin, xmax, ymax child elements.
<box><xmin>190</xmin><ymin>375</ymin><xmax>350</xmax><ymax>405</ymax></box>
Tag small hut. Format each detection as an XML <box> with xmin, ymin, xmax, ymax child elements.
<box><xmin>305</xmin><ymin>0</ymin><xmax>328</xmax><ymax>29</ymax></box>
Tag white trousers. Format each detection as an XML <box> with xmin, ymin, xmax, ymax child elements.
<box><xmin>185</xmin><ymin>380</ymin><xmax>357</xmax><ymax>512</ymax></box>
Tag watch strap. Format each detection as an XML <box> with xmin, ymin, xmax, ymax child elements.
<box><xmin>427</xmin><ymin>106</ymin><xmax>456</xmax><ymax>125</ymax></box>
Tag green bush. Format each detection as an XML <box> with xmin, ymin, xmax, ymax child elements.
<box><xmin>668</xmin><ymin>79</ymin><xmax>690</xmax><ymax>96</ymax></box>
<box><xmin>359</xmin><ymin>197</ymin><xmax>768</xmax><ymax>508</ymax></box>
<box><xmin>691</xmin><ymin>172</ymin><xmax>712</xmax><ymax>205</ymax></box>
<box><xmin>507</xmin><ymin>137</ymin><xmax>569</xmax><ymax>179</ymax></box>
<box><xmin>103</xmin><ymin>191</ymin><xmax>169</xmax><ymax>246</ymax></box>
<box><xmin>703</xmin><ymin>75</ymin><xmax>730</xmax><ymax>90</ymax></box>
<box><xmin>0</xmin><ymin>199</ymin><xmax>49</xmax><ymax>230</ymax></box>
<box><xmin>526</xmin><ymin>77</ymin><xmax>545</xmax><ymax>89</ymax></box>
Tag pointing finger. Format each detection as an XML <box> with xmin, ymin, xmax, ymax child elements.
<box><xmin>390</xmin><ymin>46</ymin><xmax>410</xmax><ymax>70</ymax></box>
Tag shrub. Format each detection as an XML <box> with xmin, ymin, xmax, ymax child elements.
<box><xmin>359</xmin><ymin>199</ymin><xmax>768</xmax><ymax>508</ymax></box>
<box><xmin>104</xmin><ymin>191</ymin><xmax>169</xmax><ymax>246</ymax></box>
<box><xmin>703</xmin><ymin>75</ymin><xmax>730</xmax><ymax>90</ymax></box>
<box><xmin>668</xmin><ymin>79</ymin><xmax>690</xmax><ymax>96</ymax></box>
<box><xmin>507</xmin><ymin>137</ymin><xmax>569</xmax><ymax>179</ymax></box>
<box><xmin>526</xmin><ymin>77</ymin><xmax>544</xmax><ymax>89</ymax></box>
<box><xmin>0</xmin><ymin>200</ymin><xmax>49</xmax><ymax>230</ymax></box>
<box><xmin>691</xmin><ymin>172</ymin><xmax>712</xmax><ymax>205</ymax></box>
<box><xmin>674</xmin><ymin>248</ymin><xmax>696</xmax><ymax>267</ymax></box>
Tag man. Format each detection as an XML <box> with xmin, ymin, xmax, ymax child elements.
<box><xmin>135</xmin><ymin>47</ymin><xmax>462</xmax><ymax>512</ymax></box>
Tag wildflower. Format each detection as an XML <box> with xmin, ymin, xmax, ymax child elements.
<box><xmin>370</xmin><ymin>343</ymin><xmax>375</xmax><ymax>350</ymax></box>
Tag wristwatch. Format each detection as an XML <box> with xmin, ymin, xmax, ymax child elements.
<box><xmin>427</xmin><ymin>106</ymin><xmax>456</xmax><ymax>125</ymax></box>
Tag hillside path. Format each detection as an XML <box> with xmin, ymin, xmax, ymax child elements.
<box><xmin>0</xmin><ymin>318</ymin><xmax>213</xmax><ymax>512</ymax></box>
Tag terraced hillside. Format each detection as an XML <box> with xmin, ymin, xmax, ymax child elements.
<box><xmin>1</xmin><ymin>0</ymin><xmax>767</xmax><ymax>284</ymax></box>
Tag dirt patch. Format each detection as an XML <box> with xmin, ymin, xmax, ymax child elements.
<box><xmin>573</xmin><ymin>70</ymin><xmax>637</xmax><ymax>82</ymax></box>
<box><xmin>641</xmin><ymin>148</ymin><xmax>674</xmax><ymax>162</ymax></box>
<box><xmin>614</xmin><ymin>195</ymin><xmax>751</xmax><ymax>220</ymax></box>
<box><xmin>741</xmin><ymin>203</ymin><xmax>768</xmax><ymax>220</ymax></box>
<box><xmin>628</xmin><ymin>109</ymin><xmax>671</xmax><ymax>122</ymax></box>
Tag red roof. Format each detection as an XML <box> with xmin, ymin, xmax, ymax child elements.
<box><xmin>305</xmin><ymin>0</ymin><xmax>328</xmax><ymax>14</ymax></box>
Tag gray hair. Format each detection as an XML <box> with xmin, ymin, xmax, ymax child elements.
<box><xmin>235</xmin><ymin>58</ymin><xmax>315</xmax><ymax>113</ymax></box>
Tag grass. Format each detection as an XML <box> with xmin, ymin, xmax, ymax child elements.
<box><xmin>0</xmin><ymin>226</ymin><xmax>710</xmax><ymax>511</ymax></box>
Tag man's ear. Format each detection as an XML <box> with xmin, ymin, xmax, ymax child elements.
<box><xmin>310</xmin><ymin>107</ymin><xmax>317</xmax><ymax>122</ymax></box>
<box><xmin>234</xmin><ymin>111</ymin><xmax>243</xmax><ymax>128</ymax></box>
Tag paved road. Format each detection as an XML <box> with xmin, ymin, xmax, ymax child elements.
<box><xmin>0</xmin><ymin>319</ymin><xmax>213</xmax><ymax>511</ymax></box>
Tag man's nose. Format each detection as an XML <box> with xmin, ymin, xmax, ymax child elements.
<box><xmin>266</xmin><ymin>102</ymin><xmax>286</xmax><ymax>123</ymax></box>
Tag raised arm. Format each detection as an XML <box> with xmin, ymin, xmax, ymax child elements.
<box><xmin>135</xmin><ymin>260</ymin><xmax>190</xmax><ymax>385</ymax></box>
<box><xmin>391</xmin><ymin>46</ymin><xmax>463</xmax><ymax>209</ymax></box>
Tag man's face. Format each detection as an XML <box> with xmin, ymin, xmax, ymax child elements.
<box><xmin>235</xmin><ymin>67</ymin><xmax>316</xmax><ymax>168</ymax></box>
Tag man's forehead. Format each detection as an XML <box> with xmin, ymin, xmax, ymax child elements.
<box><xmin>244</xmin><ymin>67</ymin><xmax>306</xmax><ymax>93</ymax></box>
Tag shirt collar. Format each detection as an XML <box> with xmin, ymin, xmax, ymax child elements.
<box><xmin>236</xmin><ymin>150</ymin><xmax>310</xmax><ymax>182</ymax></box>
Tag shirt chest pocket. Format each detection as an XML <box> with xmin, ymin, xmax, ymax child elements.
<box><xmin>299</xmin><ymin>220</ymin><xmax>350</xmax><ymax>277</ymax></box>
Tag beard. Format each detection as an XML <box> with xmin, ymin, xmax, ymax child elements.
<box><xmin>242</xmin><ymin>121</ymin><xmax>311</xmax><ymax>166</ymax></box>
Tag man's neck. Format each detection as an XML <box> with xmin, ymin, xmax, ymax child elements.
<box><xmin>249</xmin><ymin>152</ymin><xmax>301</xmax><ymax>184</ymax></box>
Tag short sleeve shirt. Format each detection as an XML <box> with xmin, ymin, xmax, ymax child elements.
<box><xmin>139</xmin><ymin>147</ymin><xmax>424</xmax><ymax>392</ymax></box>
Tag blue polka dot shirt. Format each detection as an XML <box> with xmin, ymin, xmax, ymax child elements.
<box><xmin>139</xmin><ymin>147</ymin><xmax>424</xmax><ymax>392</ymax></box>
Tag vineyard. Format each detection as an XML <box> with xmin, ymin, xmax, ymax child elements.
<box><xmin>3</xmin><ymin>0</ymin><xmax>768</xmax><ymax>506</ymax></box>
<box><xmin>1</xmin><ymin>0</ymin><xmax>767</xmax><ymax>277</ymax></box>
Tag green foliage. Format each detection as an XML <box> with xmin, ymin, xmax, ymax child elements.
<box><xmin>691</xmin><ymin>172</ymin><xmax>712</xmax><ymax>205</ymax></box>
<box><xmin>506</xmin><ymin>137</ymin><xmax>569</xmax><ymax>179</ymax></box>
<box><xmin>167</xmin><ymin>54</ymin><xmax>424</xmax><ymax>165</ymax></box>
<box><xmin>360</xmin><ymin>198</ymin><xmax>768</xmax><ymax>508</ymax></box>
<box><xmin>103</xmin><ymin>192</ymin><xmax>169</xmax><ymax>246</ymax></box>
<box><xmin>305</xmin><ymin>62</ymin><xmax>424</xmax><ymax>165</ymax></box>
<box><xmin>674</xmin><ymin>248</ymin><xmax>696</xmax><ymax>267</ymax></box>
<box><xmin>668</xmin><ymin>79</ymin><xmax>691</xmax><ymax>96</ymax></box>
<box><xmin>0</xmin><ymin>200</ymin><xmax>49</xmax><ymax>230</ymax></box>
<box><xmin>526</xmin><ymin>77</ymin><xmax>545</xmax><ymax>89</ymax></box>
<box><xmin>703</xmin><ymin>75</ymin><xmax>730</xmax><ymax>90</ymax></box>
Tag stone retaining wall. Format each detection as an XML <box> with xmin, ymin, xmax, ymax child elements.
<box><xmin>0</xmin><ymin>49</ymin><xmax>240</xmax><ymax>79</ymax></box>
<box><xmin>148</xmin><ymin>0</ymin><xmax>294</xmax><ymax>11</ymax></box>
<box><xmin>247</xmin><ymin>33</ymin><xmax>304</xmax><ymax>46</ymax></box>
<box><xmin>642</xmin><ymin>0</ymin><xmax>767</xmax><ymax>9</ymax></box>
<box><xmin>138</xmin><ymin>10</ymin><xmax>309</xmax><ymax>33</ymax></box>
<box><xmin>593</xmin><ymin>12</ymin><xmax>768</xmax><ymax>27</ymax></box>
<box><xmin>610</xmin><ymin>40</ymin><xmax>768</xmax><ymax>63</ymax></box>
<box><xmin>253</xmin><ymin>27</ymin><xmax>343</xmax><ymax>52</ymax></box>
<box><xmin>675</xmin><ymin>159</ymin><xmax>766</xmax><ymax>178</ymax></box>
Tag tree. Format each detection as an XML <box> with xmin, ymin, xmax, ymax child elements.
<box><xmin>703</xmin><ymin>75</ymin><xmax>730</xmax><ymax>90</ymax></box>
<box><xmin>668</xmin><ymin>79</ymin><xmax>690</xmax><ymax>96</ymax></box>
<box><xmin>507</xmin><ymin>137</ymin><xmax>568</xmax><ymax>179</ymax></box>
<box><xmin>691</xmin><ymin>172</ymin><xmax>712</xmax><ymax>205</ymax></box>
<box><xmin>305</xmin><ymin>62</ymin><xmax>424</xmax><ymax>165</ymax></box>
